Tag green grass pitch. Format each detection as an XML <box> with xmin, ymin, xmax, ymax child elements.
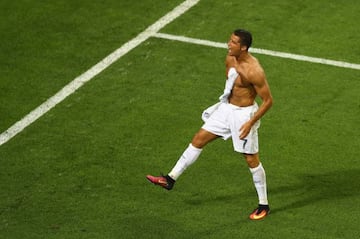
<box><xmin>0</xmin><ymin>0</ymin><xmax>359</xmax><ymax>238</ymax></box>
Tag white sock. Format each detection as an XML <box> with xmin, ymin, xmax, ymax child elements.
<box><xmin>168</xmin><ymin>144</ymin><xmax>202</xmax><ymax>180</ymax></box>
<box><xmin>249</xmin><ymin>163</ymin><xmax>268</xmax><ymax>205</ymax></box>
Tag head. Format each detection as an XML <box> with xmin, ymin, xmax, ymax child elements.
<box><xmin>233</xmin><ymin>29</ymin><xmax>252</xmax><ymax>51</ymax></box>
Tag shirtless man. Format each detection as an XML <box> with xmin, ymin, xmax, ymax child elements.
<box><xmin>147</xmin><ymin>29</ymin><xmax>273</xmax><ymax>220</ymax></box>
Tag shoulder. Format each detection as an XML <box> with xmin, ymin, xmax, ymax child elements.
<box><xmin>225</xmin><ymin>54</ymin><xmax>236</xmax><ymax>67</ymax></box>
<box><xmin>225</xmin><ymin>54</ymin><xmax>237</xmax><ymax>76</ymax></box>
<box><xmin>246</xmin><ymin>58</ymin><xmax>266</xmax><ymax>85</ymax></box>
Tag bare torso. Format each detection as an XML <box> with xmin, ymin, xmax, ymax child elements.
<box><xmin>226</xmin><ymin>54</ymin><xmax>263</xmax><ymax>107</ymax></box>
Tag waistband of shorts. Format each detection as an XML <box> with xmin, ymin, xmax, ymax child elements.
<box><xmin>225</xmin><ymin>101</ymin><xmax>258</xmax><ymax>110</ymax></box>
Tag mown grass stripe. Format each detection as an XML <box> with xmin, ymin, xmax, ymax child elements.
<box><xmin>0</xmin><ymin>0</ymin><xmax>200</xmax><ymax>146</ymax></box>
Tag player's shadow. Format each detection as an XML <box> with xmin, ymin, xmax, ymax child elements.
<box><xmin>270</xmin><ymin>168</ymin><xmax>360</xmax><ymax>214</ymax></box>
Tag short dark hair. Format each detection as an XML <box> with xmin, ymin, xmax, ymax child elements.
<box><xmin>233</xmin><ymin>29</ymin><xmax>252</xmax><ymax>50</ymax></box>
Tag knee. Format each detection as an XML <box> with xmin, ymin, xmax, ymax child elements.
<box><xmin>191</xmin><ymin>133</ymin><xmax>205</xmax><ymax>148</ymax></box>
<box><xmin>244</xmin><ymin>153</ymin><xmax>260</xmax><ymax>168</ymax></box>
<box><xmin>191</xmin><ymin>129</ymin><xmax>218</xmax><ymax>148</ymax></box>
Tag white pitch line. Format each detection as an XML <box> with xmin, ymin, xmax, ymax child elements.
<box><xmin>0</xmin><ymin>0</ymin><xmax>200</xmax><ymax>146</ymax></box>
<box><xmin>154</xmin><ymin>32</ymin><xmax>360</xmax><ymax>70</ymax></box>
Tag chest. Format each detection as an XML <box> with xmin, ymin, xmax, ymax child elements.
<box><xmin>234</xmin><ymin>72</ymin><xmax>252</xmax><ymax>88</ymax></box>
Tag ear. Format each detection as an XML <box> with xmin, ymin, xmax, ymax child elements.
<box><xmin>240</xmin><ymin>45</ymin><xmax>247</xmax><ymax>51</ymax></box>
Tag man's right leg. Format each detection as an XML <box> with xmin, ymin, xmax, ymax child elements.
<box><xmin>146</xmin><ymin>129</ymin><xmax>218</xmax><ymax>190</ymax></box>
<box><xmin>167</xmin><ymin>143</ymin><xmax>203</xmax><ymax>180</ymax></box>
<box><xmin>146</xmin><ymin>143</ymin><xmax>202</xmax><ymax>190</ymax></box>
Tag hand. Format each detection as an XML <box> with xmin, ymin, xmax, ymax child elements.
<box><xmin>239</xmin><ymin>121</ymin><xmax>253</xmax><ymax>139</ymax></box>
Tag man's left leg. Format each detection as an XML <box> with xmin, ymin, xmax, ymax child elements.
<box><xmin>245</xmin><ymin>153</ymin><xmax>270</xmax><ymax>220</ymax></box>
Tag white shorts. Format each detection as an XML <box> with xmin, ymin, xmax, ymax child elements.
<box><xmin>202</xmin><ymin>102</ymin><xmax>260</xmax><ymax>154</ymax></box>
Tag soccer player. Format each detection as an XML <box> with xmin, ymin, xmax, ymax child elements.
<box><xmin>147</xmin><ymin>29</ymin><xmax>273</xmax><ymax>220</ymax></box>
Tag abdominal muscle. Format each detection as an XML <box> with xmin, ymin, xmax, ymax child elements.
<box><xmin>228</xmin><ymin>78</ymin><xmax>256</xmax><ymax>107</ymax></box>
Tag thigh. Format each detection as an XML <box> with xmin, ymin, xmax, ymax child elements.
<box><xmin>191</xmin><ymin>128</ymin><xmax>219</xmax><ymax>148</ymax></box>
<box><xmin>230</xmin><ymin>106</ymin><xmax>260</xmax><ymax>154</ymax></box>
<box><xmin>201</xmin><ymin>103</ymin><xmax>232</xmax><ymax>140</ymax></box>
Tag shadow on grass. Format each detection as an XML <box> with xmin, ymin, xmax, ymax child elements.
<box><xmin>183</xmin><ymin>192</ymin><xmax>246</xmax><ymax>206</ymax></box>
<box><xmin>120</xmin><ymin>216</ymin><xmax>195</xmax><ymax>239</ymax></box>
<box><xmin>270</xmin><ymin>168</ymin><xmax>360</xmax><ymax>214</ymax></box>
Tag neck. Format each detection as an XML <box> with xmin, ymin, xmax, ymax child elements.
<box><xmin>236</xmin><ymin>51</ymin><xmax>250</xmax><ymax>61</ymax></box>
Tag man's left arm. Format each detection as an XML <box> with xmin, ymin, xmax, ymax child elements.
<box><xmin>239</xmin><ymin>70</ymin><xmax>273</xmax><ymax>139</ymax></box>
